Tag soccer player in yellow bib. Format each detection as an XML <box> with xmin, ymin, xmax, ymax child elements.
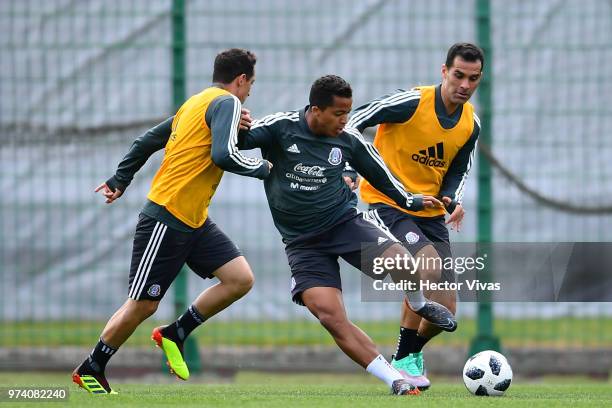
<box><xmin>72</xmin><ymin>48</ymin><xmax>271</xmax><ymax>394</ymax></box>
<box><xmin>347</xmin><ymin>43</ymin><xmax>484</xmax><ymax>390</ymax></box>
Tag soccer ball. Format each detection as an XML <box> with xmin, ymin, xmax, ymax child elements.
<box><xmin>462</xmin><ymin>350</ymin><xmax>513</xmax><ymax>396</ymax></box>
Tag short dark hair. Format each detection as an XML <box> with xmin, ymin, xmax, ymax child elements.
<box><xmin>309</xmin><ymin>75</ymin><xmax>352</xmax><ymax>109</ymax></box>
<box><xmin>212</xmin><ymin>48</ymin><xmax>257</xmax><ymax>84</ymax></box>
<box><xmin>445</xmin><ymin>43</ymin><xmax>485</xmax><ymax>71</ymax></box>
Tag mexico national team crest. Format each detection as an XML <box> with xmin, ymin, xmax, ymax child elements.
<box><xmin>328</xmin><ymin>147</ymin><xmax>342</xmax><ymax>165</ymax></box>
<box><xmin>147</xmin><ymin>284</ymin><xmax>161</xmax><ymax>297</ymax></box>
<box><xmin>405</xmin><ymin>232</ymin><xmax>420</xmax><ymax>244</ymax></box>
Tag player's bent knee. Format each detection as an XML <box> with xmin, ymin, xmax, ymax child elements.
<box><xmin>415</xmin><ymin>244</ymin><xmax>442</xmax><ymax>282</ymax></box>
<box><xmin>317</xmin><ymin>311</ymin><xmax>349</xmax><ymax>337</ymax></box>
<box><xmin>382</xmin><ymin>243</ymin><xmax>408</xmax><ymax>259</ymax></box>
<box><xmin>214</xmin><ymin>257</ymin><xmax>255</xmax><ymax>297</ymax></box>
<box><xmin>140</xmin><ymin>300</ymin><xmax>159</xmax><ymax>317</ymax></box>
<box><xmin>381</xmin><ymin>243</ymin><xmax>415</xmax><ymax>278</ymax></box>
<box><xmin>232</xmin><ymin>272</ymin><xmax>254</xmax><ymax>297</ymax></box>
<box><xmin>127</xmin><ymin>299</ymin><xmax>159</xmax><ymax>319</ymax></box>
<box><xmin>225</xmin><ymin>269</ymin><xmax>254</xmax><ymax>298</ymax></box>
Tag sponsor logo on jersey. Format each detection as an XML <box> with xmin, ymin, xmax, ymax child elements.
<box><xmin>290</xmin><ymin>182</ymin><xmax>320</xmax><ymax>191</ymax></box>
<box><xmin>147</xmin><ymin>284</ymin><xmax>161</xmax><ymax>297</ymax></box>
<box><xmin>377</xmin><ymin>237</ymin><xmax>388</xmax><ymax>245</ymax></box>
<box><xmin>294</xmin><ymin>163</ymin><xmax>326</xmax><ymax>177</ymax></box>
<box><xmin>285</xmin><ymin>172</ymin><xmax>327</xmax><ymax>184</ymax></box>
<box><xmin>412</xmin><ymin>142</ymin><xmax>446</xmax><ymax>168</ymax></box>
<box><xmin>328</xmin><ymin>147</ymin><xmax>342</xmax><ymax>165</ymax></box>
<box><xmin>287</xmin><ymin>144</ymin><xmax>301</xmax><ymax>153</ymax></box>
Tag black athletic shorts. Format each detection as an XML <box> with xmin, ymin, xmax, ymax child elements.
<box><xmin>367</xmin><ymin>204</ymin><xmax>455</xmax><ymax>283</ymax></box>
<box><xmin>285</xmin><ymin>211</ymin><xmax>400</xmax><ymax>306</ymax></box>
<box><xmin>128</xmin><ymin>213</ymin><xmax>242</xmax><ymax>301</ymax></box>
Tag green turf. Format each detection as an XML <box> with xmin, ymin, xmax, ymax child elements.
<box><xmin>2</xmin><ymin>317</ymin><xmax>611</xmax><ymax>348</ymax></box>
<box><xmin>0</xmin><ymin>372</ymin><xmax>609</xmax><ymax>407</ymax></box>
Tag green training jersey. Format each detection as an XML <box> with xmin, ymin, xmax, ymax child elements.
<box><xmin>239</xmin><ymin>107</ymin><xmax>423</xmax><ymax>242</ymax></box>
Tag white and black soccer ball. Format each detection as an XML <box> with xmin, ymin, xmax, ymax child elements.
<box><xmin>462</xmin><ymin>350</ymin><xmax>513</xmax><ymax>396</ymax></box>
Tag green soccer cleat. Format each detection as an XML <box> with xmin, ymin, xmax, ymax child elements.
<box><xmin>151</xmin><ymin>326</ymin><xmax>190</xmax><ymax>381</ymax></box>
<box><xmin>72</xmin><ymin>370</ymin><xmax>118</xmax><ymax>395</ymax></box>
<box><xmin>391</xmin><ymin>352</ymin><xmax>431</xmax><ymax>391</ymax></box>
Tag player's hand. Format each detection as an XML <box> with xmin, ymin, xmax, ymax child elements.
<box><xmin>240</xmin><ymin>108</ymin><xmax>252</xmax><ymax>130</ymax></box>
<box><xmin>422</xmin><ymin>195</ymin><xmax>443</xmax><ymax>208</ymax></box>
<box><xmin>443</xmin><ymin>196</ymin><xmax>464</xmax><ymax>231</ymax></box>
<box><xmin>95</xmin><ymin>182</ymin><xmax>124</xmax><ymax>204</ymax></box>
<box><xmin>266</xmin><ymin>160</ymin><xmax>273</xmax><ymax>170</ymax></box>
<box><xmin>343</xmin><ymin>175</ymin><xmax>360</xmax><ymax>191</ymax></box>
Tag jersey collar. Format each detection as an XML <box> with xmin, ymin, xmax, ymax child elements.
<box><xmin>435</xmin><ymin>84</ymin><xmax>463</xmax><ymax>129</ymax></box>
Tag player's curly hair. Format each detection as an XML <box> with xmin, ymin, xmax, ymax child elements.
<box><xmin>213</xmin><ymin>48</ymin><xmax>257</xmax><ymax>84</ymax></box>
<box><xmin>446</xmin><ymin>43</ymin><xmax>485</xmax><ymax>71</ymax></box>
<box><xmin>309</xmin><ymin>75</ymin><xmax>352</xmax><ymax>109</ymax></box>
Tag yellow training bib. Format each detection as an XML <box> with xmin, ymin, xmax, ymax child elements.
<box><xmin>148</xmin><ymin>87</ymin><xmax>232</xmax><ymax>228</ymax></box>
<box><xmin>360</xmin><ymin>86</ymin><xmax>474</xmax><ymax>217</ymax></box>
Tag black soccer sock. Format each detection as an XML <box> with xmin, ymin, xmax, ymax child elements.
<box><xmin>394</xmin><ymin>327</ymin><xmax>417</xmax><ymax>361</ymax></box>
<box><xmin>79</xmin><ymin>338</ymin><xmax>117</xmax><ymax>374</ymax></box>
<box><xmin>161</xmin><ymin>304</ymin><xmax>207</xmax><ymax>343</ymax></box>
<box><xmin>413</xmin><ymin>333</ymin><xmax>431</xmax><ymax>353</ymax></box>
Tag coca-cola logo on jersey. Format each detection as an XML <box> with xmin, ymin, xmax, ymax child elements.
<box><xmin>294</xmin><ymin>163</ymin><xmax>326</xmax><ymax>177</ymax></box>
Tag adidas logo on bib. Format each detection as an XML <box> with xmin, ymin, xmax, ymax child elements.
<box><xmin>412</xmin><ymin>142</ymin><xmax>446</xmax><ymax>168</ymax></box>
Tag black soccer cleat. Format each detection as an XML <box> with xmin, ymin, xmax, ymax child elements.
<box><xmin>390</xmin><ymin>378</ymin><xmax>420</xmax><ymax>395</ymax></box>
<box><xmin>414</xmin><ymin>300</ymin><xmax>457</xmax><ymax>332</ymax></box>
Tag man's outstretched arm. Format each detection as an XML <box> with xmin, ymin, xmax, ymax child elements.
<box><xmin>97</xmin><ymin>117</ymin><xmax>174</xmax><ymax>203</ymax></box>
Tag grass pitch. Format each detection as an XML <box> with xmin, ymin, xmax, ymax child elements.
<box><xmin>0</xmin><ymin>372</ymin><xmax>609</xmax><ymax>408</ymax></box>
<box><xmin>3</xmin><ymin>317</ymin><xmax>612</xmax><ymax>348</ymax></box>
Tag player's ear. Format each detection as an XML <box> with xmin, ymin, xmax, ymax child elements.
<box><xmin>237</xmin><ymin>73</ymin><xmax>247</xmax><ymax>86</ymax></box>
<box><xmin>441</xmin><ymin>64</ymin><xmax>448</xmax><ymax>78</ymax></box>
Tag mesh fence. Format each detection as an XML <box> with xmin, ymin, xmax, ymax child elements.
<box><xmin>1</xmin><ymin>0</ymin><xmax>610</xmax><ymax>369</ymax></box>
